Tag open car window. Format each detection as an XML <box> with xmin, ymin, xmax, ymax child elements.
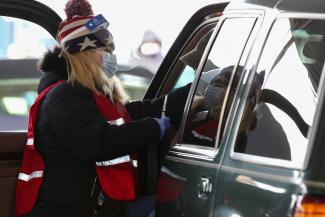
<box><xmin>180</xmin><ymin>17</ymin><xmax>257</xmax><ymax>148</ymax></box>
<box><xmin>165</xmin><ymin>22</ymin><xmax>218</xmax><ymax>91</ymax></box>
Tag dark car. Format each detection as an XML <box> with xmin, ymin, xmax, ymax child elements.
<box><xmin>1</xmin><ymin>0</ymin><xmax>325</xmax><ymax>217</ymax></box>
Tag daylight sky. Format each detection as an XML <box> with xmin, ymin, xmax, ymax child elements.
<box><xmin>40</xmin><ymin>0</ymin><xmax>217</xmax><ymax>54</ymax></box>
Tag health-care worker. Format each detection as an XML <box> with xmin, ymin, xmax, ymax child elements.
<box><xmin>15</xmin><ymin>0</ymin><xmax>190</xmax><ymax>217</ymax></box>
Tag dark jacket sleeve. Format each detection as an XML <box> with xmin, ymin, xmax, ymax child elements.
<box><xmin>44</xmin><ymin>83</ymin><xmax>161</xmax><ymax>163</ymax></box>
<box><xmin>125</xmin><ymin>83</ymin><xmax>191</xmax><ymax>126</ymax></box>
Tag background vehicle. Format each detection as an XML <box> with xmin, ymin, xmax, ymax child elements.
<box><xmin>2</xmin><ymin>0</ymin><xmax>325</xmax><ymax>217</ymax></box>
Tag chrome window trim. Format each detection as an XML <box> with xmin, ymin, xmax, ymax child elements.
<box><xmin>165</xmin><ymin>155</ymin><xmax>221</xmax><ymax>168</ymax></box>
<box><xmin>176</xmin><ymin>12</ymin><xmax>262</xmax><ymax>159</ymax></box>
<box><xmin>231</xmin><ymin>152</ymin><xmax>303</xmax><ymax>169</ymax></box>
<box><xmin>159</xmin><ymin>17</ymin><xmax>220</xmax><ymax>96</ymax></box>
<box><xmin>228</xmin><ymin>12</ymin><xmax>325</xmax><ymax>170</ymax></box>
<box><xmin>169</xmin><ymin>144</ymin><xmax>219</xmax><ymax>161</ymax></box>
<box><xmin>177</xmin><ymin>15</ymin><xmax>227</xmax><ymax>149</ymax></box>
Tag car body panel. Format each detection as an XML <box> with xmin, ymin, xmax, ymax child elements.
<box><xmin>213</xmin><ymin>2</ymin><xmax>325</xmax><ymax>217</ymax></box>
<box><xmin>155</xmin><ymin>0</ymin><xmax>325</xmax><ymax>217</ymax></box>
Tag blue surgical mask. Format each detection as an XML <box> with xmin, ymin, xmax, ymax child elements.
<box><xmin>203</xmin><ymin>85</ymin><xmax>224</xmax><ymax>109</ymax></box>
<box><xmin>102</xmin><ymin>52</ymin><xmax>117</xmax><ymax>78</ymax></box>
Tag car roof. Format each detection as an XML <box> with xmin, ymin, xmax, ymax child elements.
<box><xmin>226</xmin><ymin>0</ymin><xmax>325</xmax><ymax>14</ymax></box>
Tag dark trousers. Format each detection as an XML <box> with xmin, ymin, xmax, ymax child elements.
<box><xmin>97</xmin><ymin>195</ymin><xmax>155</xmax><ymax>217</ymax></box>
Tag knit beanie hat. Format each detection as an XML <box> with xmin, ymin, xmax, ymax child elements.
<box><xmin>56</xmin><ymin>0</ymin><xmax>114</xmax><ymax>54</ymax></box>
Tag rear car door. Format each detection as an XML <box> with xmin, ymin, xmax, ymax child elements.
<box><xmin>0</xmin><ymin>1</ymin><xmax>61</xmax><ymax>216</ymax></box>
<box><xmin>147</xmin><ymin>7</ymin><xmax>263</xmax><ymax>217</ymax></box>
<box><xmin>214</xmin><ymin>10</ymin><xmax>325</xmax><ymax>217</ymax></box>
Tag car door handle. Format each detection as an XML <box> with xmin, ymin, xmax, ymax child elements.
<box><xmin>198</xmin><ymin>177</ymin><xmax>212</xmax><ymax>199</ymax></box>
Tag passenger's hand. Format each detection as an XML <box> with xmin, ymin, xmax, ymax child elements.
<box><xmin>154</xmin><ymin>116</ymin><xmax>171</xmax><ymax>139</ymax></box>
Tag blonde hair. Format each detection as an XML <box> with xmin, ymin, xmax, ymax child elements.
<box><xmin>63</xmin><ymin>49</ymin><xmax>129</xmax><ymax>103</ymax></box>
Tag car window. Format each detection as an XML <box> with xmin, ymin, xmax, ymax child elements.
<box><xmin>170</xmin><ymin>23</ymin><xmax>217</xmax><ymax>91</ymax></box>
<box><xmin>233</xmin><ymin>18</ymin><xmax>325</xmax><ymax>167</ymax></box>
<box><xmin>0</xmin><ymin>16</ymin><xmax>56</xmax><ymax>131</ymax></box>
<box><xmin>181</xmin><ymin>18</ymin><xmax>257</xmax><ymax>147</ymax></box>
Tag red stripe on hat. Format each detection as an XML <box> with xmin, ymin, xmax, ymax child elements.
<box><xmin>57</xmin><ymin>15</ymin><xmax>93</xmax><ymax>42</ymax></box>
<box><xmin>57</xmin><ymin>24</ymin><xmax>85</xmax><ymax>42</ymax></box>
<box><xmin>58</xmin><ymin>15</ymin><xmax>93</xmax><ymax>31</ymax></box>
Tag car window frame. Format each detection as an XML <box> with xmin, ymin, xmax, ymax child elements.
<box><xmin>170</xmin><ymin>13</ymin><xmax>262</xmax><ymax>161</ymax></box>
<box><xmin>0</xmin><ymin>0</ymin><xmax>61</xmax><ymax>38</ymax></box>
<box><xmin>159</xmin><ymin>19</ymin><xmax>220</xmax><ymax>94</ymax></box>
<box><xmin>229</xmin><ymin>12</ymin><xmax>325</xmax><ymax>170</ymax></box>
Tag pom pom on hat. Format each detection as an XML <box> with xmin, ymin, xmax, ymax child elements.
<box><xmin>64</xmin><ymin>0</ymin><xmax>94</xmax><ymax>19</ymax></box>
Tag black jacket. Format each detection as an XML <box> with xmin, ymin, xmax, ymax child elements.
<box><xmin>23</xmin><ymin>47</ymin><xmax>190</xmax><ymax>217</ymax></box>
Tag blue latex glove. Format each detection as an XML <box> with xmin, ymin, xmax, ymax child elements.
<box><xmin>154</xmin><ymin>116</ymin><xmax>171</xmax><ymax>139</ymax></box>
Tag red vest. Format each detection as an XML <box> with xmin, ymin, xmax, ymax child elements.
<box><xmin>15</xmin><ymin>81</ymin><xmax>136</xmax><ymax>217</ymax></box>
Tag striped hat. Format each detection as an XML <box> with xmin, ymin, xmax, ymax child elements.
<box><xmin>57</xmin><ymin>0</ymin><xmax>114</xmax><ymax>54</ymax></box>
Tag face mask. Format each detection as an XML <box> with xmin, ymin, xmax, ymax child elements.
<box><xmin>102</xmin><ymin>52</ymin><xmax>117</xmax><ymax>78</ymax></box>
<box><xmin>203</xmin><ymin>85</ymin><xmax>224</xmax><ymax>109</ymax></box>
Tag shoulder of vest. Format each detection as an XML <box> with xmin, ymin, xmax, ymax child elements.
<box><xmin>44</xmin><ymin>82</ymin><xmax>95</xmax><ymax>105</ymax></box>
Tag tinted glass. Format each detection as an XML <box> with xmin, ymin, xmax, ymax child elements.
<box><xmin>234</xmin><ymin>18</ymin><xmax>325</xmax><ymax>166</ymax></box>
<box><xmin>181</xmin><ymin>18</ymin><xmax>256</xmax><ymax>147</ymax></box>
<box><xmin>171</xmin><ymin>23</ymin><xmax>217</xmax><ymax>91</ymax></box>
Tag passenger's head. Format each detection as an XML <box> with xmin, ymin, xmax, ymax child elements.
<box><xmin>203</xmin><ymin>65</ymin><xmax>241</xmax><ymax>119</ymax></box>
<box><xmin>56</xmin><ymin>0</ymin><xmax>128</xmax><ymax>101</ymax></box>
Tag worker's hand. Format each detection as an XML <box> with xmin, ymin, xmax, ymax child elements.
<box><xmin>154</xmin><ymin>116</ymin><xmax>171</xmax><ymax>139</ymax></box>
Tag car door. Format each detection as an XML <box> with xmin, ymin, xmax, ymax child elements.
<box><xmin>214</xmin><ymin>11</ymin><xmax>325</xmax><ymax>217</ymax></box>
<box><xmin>146</xmin><ymin>7</ymin><xmax>262</xmax><ymax>217</ymax></box>
<box><xmin>0</xmin><ymin>1</ymin><xmax>61</xmax><ymax>216</ymax></box>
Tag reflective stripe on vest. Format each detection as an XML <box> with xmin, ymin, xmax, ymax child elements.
<box><xmin>18</xmin><ymin>171</ymin><xmax>43</xmax><ymax>182</ymax></box>
<box><xmin>96</xmin><ymin>118</ymin><xmax>137</xmax><ymax>167</ymax></box>
<box><xmin>16</xmin><ymin>81</ymin><xmax>137</xmax><ymax>217</ymax></box>
<box><xmin>96</xmin><ymin>155</ymin><xmax>138</xmax><ymax>167</ymax></box>
<box><xmin>26</xmin><ymin>138</ymin><xmax>34</xmax><ymax>146</ymax></box>
<box><xmin>107</xmin><ymin>117</ymin><xmax>124</xmax><ymax>126</ymax></box>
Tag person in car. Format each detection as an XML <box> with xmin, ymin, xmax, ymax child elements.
<box><xmin>15</xmin><ymin>1</ymin><xmax>190</xmax><ymax>217</ymax></box>
<box><xmin>182</xmin><ymin>66</ymin><xmax>240</xmax><ymax>147</ymax></box>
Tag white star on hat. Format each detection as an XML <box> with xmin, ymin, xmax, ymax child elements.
<box><xmin>78</xmin><ymin>37</ymin><xmax>97</xmax><ymax>51</ymax></box>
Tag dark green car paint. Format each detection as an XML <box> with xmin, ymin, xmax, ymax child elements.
<box><xmin>155</xmin><ymin>0</ymin><xmax>325</xmax><ymax>217</ymax></box>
